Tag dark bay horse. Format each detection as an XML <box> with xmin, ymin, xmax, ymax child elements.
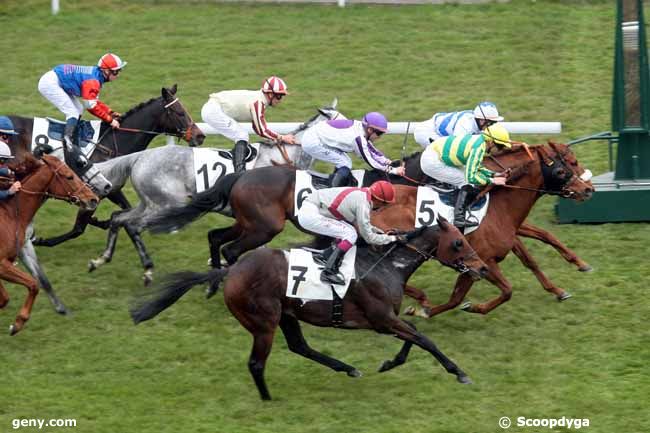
<box><xmin>130</xmin><ymin>218</ymin><xmax>487</xmax><ymax>400</ymax></box>
<box><xmin>0</xmin><ymin>155</ymin><xmax>97</xmax><ymax>335</ymax></box>
<box><xmin>5</xmin><ymin>84</ymin><xmax>205</xmax><ymax>313</ymax></box>
<box><xmin>372</xmin><ymin>142</ymin><xmax>594</xmax><ymax>316</ymax></box>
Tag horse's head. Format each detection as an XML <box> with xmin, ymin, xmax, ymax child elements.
<box><xmin>411</xmin><ymin>216</ymin><xmax>488</xmax><ymax>281</ymax></box>
<box><xmin>38</xmin><ymin>155</ymin><xmax>99</xmax><ymax>210</ymax></box>
<box><xmin>158</xmin><ymin>85</ymin><xmax>205</xmax><ymax>147</ymax></box>
<box><xmin>538</xmin><ymin>142</ymin><xmax>594</xmax><ymax>201</ymax></box>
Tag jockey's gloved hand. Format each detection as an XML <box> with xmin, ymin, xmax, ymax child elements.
<box><xmin>390</xmin><ymin>159</ymin><xmax>403</xmax><ymax>167</ymax></box>
<box><xmin>395</xmin><ymin>234</ymin><xmax>410</xmax><ymax>244</ymax></box>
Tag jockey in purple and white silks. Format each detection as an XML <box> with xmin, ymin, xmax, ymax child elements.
<box><xmin>300</xmin><ymin>112</ymin><xmax>405</xmax><ymax>187</ymax></box>
<box><xmin>413</xmin><ymin>101</ymin><xmax>504</xmax><ymax>148</ymax></box>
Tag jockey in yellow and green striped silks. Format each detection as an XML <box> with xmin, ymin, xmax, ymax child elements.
<box><xmin>429</xmin><ymin>134</ymin><xmax>494</xmax><ymax>185</ymax></box>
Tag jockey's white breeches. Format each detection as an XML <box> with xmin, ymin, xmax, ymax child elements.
<box><xmin>201</xmin><ymin>99</ymin><xmax>249</xmax><ymax>143</ymax></box>
<box><xmin>300</xmin><ymin>129</ymin><xmax>352</xmax><ymax>169</ymax></box>
<box><xmin>420</xmin><ymin>147</ymin><xmax>466</xmax><ymax>187</ymax></box>
<box><xmin>413</xmin><ymin>118</ymin><xmax>442</xmax><ymax>148</ymax></box>
<box><xmin>297</xmin><ymin>201</ymin><xmax>358</xmax><ymax>244</ymax></box>
<box><xmin>38</xmin><ymin>70</ymin><xmax>84</xmax><ymax>120</ymax></box>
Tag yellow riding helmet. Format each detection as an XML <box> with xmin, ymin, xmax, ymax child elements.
<box><xmin>482</xmin><ymin>124</ymin><xmax>511</xmax><ymax>148</ymax></box>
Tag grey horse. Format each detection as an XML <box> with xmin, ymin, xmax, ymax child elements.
<box><xmin>85</xmin><ymin>101</ymin><xmax>342</xmax><ymax>281</ymax></box>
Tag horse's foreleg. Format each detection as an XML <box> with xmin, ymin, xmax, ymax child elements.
<box><xmin>389</xmin><ymin>318</ymin><xmax>471</xmax><ymax>384</ymax></box>
<box><xmin>403</xmin><ymin>284</ymin><xmax>437</xmax><ymax>317</ymax></box>
<box><xmin>461</xmin><ymin>261</ymin><xmax>513</xmax><ymax>315</ymax></box>
<box><xmin>422</xmin><ymin>273</ymin><xmax>476</xmax><ymax>317</ymax></box>
<box><xmin>0</xmin><ymin>259</ymin><xmax>39</xmax><ymax>335</ymax></box>
<box><xmin>19</xmin><ymin>238</ymin><xmax>68</xmax><ymax>315</ymax></box>
<box><xmin>0</xmin><ymin>281</ymin><xmax>9</xmax><ymax>309</ymax></box>
<box><xmin>511</xmin><ymin>238</ymin><xmax>571</xmax><ymax>301</ymax></box>
<box><xmin>279</xmin><ymin>314</ymin><xmax>361</xmax><ymax>377</ymax></box>
<box><xmin>88</xmin><ymin>211</ymin><xmax>123</xmax><ymax>273</ymax></box>
<box><xmin>32</xmin><ymin>209</ymin><xmax>93</xmax><ymax>247</ymax></box>
<box><xmin>517</xmin><ymin>223</ymin><xmax>592</xmax><ymax>272</ymax></box>
<box><xmin>91</xmin><ymin>190</ymin><xmax>132</xmax><ymax>229</ymax></box>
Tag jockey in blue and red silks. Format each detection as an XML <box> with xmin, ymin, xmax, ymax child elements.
<box><xmin>300</xmin><ymin>112</ymin><xmax>405</xmax><ymax>187</ymax></box>
<box><xmin>38</xmin><ymin>53</ymin><xmax>126</xmax><ymax>166</ymax></box>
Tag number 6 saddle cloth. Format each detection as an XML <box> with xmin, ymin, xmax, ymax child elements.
<box><xmin>285</xmin><ymin>246</ymin><xmax>357</xmax><ymax>301</ymax></box>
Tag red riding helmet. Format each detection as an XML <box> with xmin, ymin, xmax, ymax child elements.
<box><xmin>98</xmin><ymin>53</ymin><xmax>127</xmax><ymax>71</ymax></box>
<box><xmin>369</xmin><ymin>181</ymin><xmax>395</xmax><ymax>204</ymax></box>
<box><xmin>262</xmin><ymin>76</ymin><xmax>288</xmax><ymax>95</ymax></box>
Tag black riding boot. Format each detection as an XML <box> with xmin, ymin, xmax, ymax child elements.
<box><xmin>320</xmin><ymin>247</ymin><xmax>346</xmax><ymax>285</ymax></box>
<box><xmin>233</xmin><ymin>140</ymin><xmax>249</xmax><ymax>173</ymax></box>
<box><xmin>453</xmin><ymin>185</ymin><xmax>479</xmax><ymax>229</ymax></box>
<box><xmin>330</xmin><ymin>167</ymin><xmax>351</xmax><ymax>187</ymax></box>
<box><xmin>63</xmin><ymin>118</ymin><xmax>88</xmax><ymax>168</ymax></box>
<box><xmin>313</xmin><ymin>244</ymin><xmax>336</xmax><ymax>266</ymax></box>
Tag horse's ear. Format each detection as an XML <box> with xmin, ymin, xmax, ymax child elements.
<box><xmin>170</xmin><ymin>84</ymin><xmax>178</xmax><ymax>95</ymax></box>
<box><xmin>437</xmin><ymin>215</ymin><xmax>449</xmax><ymax>230</ymax></box>
<box><xmin>162</xmin><ymin>84</ymin><xmax>178</xmax><ymax>100</ymax></box>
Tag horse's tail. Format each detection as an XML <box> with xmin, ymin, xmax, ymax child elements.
<box><xmin>130</xmin><ymin>268</ymin><xmax>228</xmax><ymax>324</ymax></box>
<box><xmin>146</xmin><ymin>172</ymin><xmax>244</xmax><ymax>234</ymax></box>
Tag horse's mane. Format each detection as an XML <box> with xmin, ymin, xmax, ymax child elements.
<box><xmin>120</xmin><ymin>97</ymin><xmax>162</xmax><ymax>121</ymax></box>
<box><xmin>8</xmin><ymin>154</ymin><xmax>41</xmax><ymax>178</ymax></box>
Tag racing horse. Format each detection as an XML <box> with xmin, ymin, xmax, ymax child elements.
<box><xmin>80</xmin><ymin>102</ymin><xmax>343</xmax><ymax>280</ymax></box>
<box><xmin>371</xmin><ymin>142</ymin><xmax>594</xmax><ymax>316</ymax></box>
<box><xmin>5</xmin><ymin>84</ymin><xmax>204</xmax><ymax>313</ymax></box>
<box><xmin>130</xmin><ymin>216</ymin><xmax>488</xmax><ymax>400</ymax></box>
<box><xmin>0</xmin><ymin>154</ymin><xmax>97</xmax><ymax>335</ymax></box>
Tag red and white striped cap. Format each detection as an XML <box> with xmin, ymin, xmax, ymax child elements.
<box><xmin>97</xmin><ymin>53</ymin><xmax>127</xmax><ymax>71</ymax></box>
<box><xmin>262</xmin><ymin>76</ymin><xmax>288</xmax><ymax>95</ymax></box>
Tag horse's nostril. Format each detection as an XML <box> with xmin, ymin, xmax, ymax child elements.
<box><xmin>480</xmin><ymin>266</ymin><xmax>489</xmax><ymax>277</ymax></box>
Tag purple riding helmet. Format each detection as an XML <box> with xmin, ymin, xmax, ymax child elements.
<box><xmin>362</xmin><ymin>112</ymin><xmax>388</xmax><ymax>133</ymax></box>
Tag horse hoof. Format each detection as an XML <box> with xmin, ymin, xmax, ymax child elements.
<box><xmin>88</xmin><ymin>260</ymin><xmax>97</xmax><ymax>273</ymax></box>
<box><xmin>578</xmin><ymin>265</ymin><xmax>593</xmax><ymax>272</ymax></box>
<box><xmin>55</xmin><ymin>305</ymin><xmax>68</xmax><ymax>315</ymax></box>
<box><xmin>460</xmin><ymin>301</ymin><xmax>472</xmax><ymax>311</ymax></box>
<box><xmin>207</xmin><ymin>258</ymin><xmax>212</xmax><ymax>267</ymax></box>
<box><xmin>347</xmin><ymin>369</ymin><xmax>362</xmax><ymax>378</ymax></box>
<box><xmin>205</xmin><ymin>286</ymin><xmax>218</xmax><ymax>300</ymax></box>
<box><xmin>457</xmin><ymin>374</ymin><xmax>473</xmax><ymax>385</ymax></box>
<box><xmin>143</xmin><ymin>270</ymin><xmax>154</xmax><ymax>287</ymax></box>
<box><xmin>378</xmin><ymin>361</ymin><xmax>393</xmax><ymax>373</ymax></box>
<box><xmin>558</xmin><ymin>292</ymin><xmax>572</xmax><ymax>302</ymax></box>
<box><xmin>404</xmin><ymin>306</ymin><xmax>415</xmax><ymax>316</ymax></box>
<box><xmin>9</xmin><ymin>324</ymin><xmax>19</xmax><ymax>336</ymax></box>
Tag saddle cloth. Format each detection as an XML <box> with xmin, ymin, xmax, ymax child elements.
<box><xmin>415</xmin><ymin>186</ymin><xmax>489</xmax><ymax>235</ymax></box>
<box><xmin>293</xmin><ymin>169</ymin><xmax>366</xmax><ymax>216</ymax></box>
<box><xmin>30</xmin><ymin>117</ymin><xmax>101</xmax><ymax>161</ymax></box>
<box><xmin>192</xmin><ymin>143</ymin><xmax>260</xmax><ymax>193</ymax></box>
<box><xmin>285</xmin><ymin>246</ymin><xmax>357</xmax><ymax>301</ymax></box>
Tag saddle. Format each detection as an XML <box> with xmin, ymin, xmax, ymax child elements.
<box><xmin>306</xmin><ymin>170</ymin><xmax>359</xmax><ymax>190</ymax></box>
<box><xmin>46</xmin><ymin>118</ymin><xmax>96</xmax><ymax>148</ymax></box>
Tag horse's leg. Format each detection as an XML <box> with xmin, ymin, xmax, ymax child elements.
<box><xmin>88</xmin><ymin>210</ymin><xmax>124</xmax><ymax>273</ymax></box>
<box><xmin>511</xmin><ymin>238</ymin><xmax>571</xmax><ymax>301</ymax></box>
<box><xmin>32</xmin><ymin>209</ymin><xmax>93</xmax><ymax>247</ymax></box>
<box><xmin>279</xmin><ymin>314</ymin><xmax>362</xmax><ymax>377</ymax></box>
<box><xmin>221</xmin><ymin>224</ymin><xmax>283</xmax><ymax>266</ymax></box>
<box><xmin>421</xmin><ymin>273</ymin><xmax>476</xmax><ymax>318</ymax></box>
<box><xmin>378</xmin><ymin>320</ymin><xmax>416</xmax><ymax>373</ymax></box>
<box><xmin>91</xmin><ymin>190</ymin><xmax>132</xmax><ymax>229</ymax></box>
<box><xmin>387</xmin><ymin>317</ymin><xmax>471</xmax><ymax>384</ymax></box>
<box><xmin>403</xmin><ymin>284</ymin><xmax>437</xmax><ymax>317</ymax></box>
<box><xmin>517</xmin><ymin>223</ymin><xmax>592</xmax><ymax>272</ymax></box>
<box><xmin>122</xmin><ymin>223</ymin><xmax>155</xmax><ymax>286</ymax></box>
<box><xmin>248</xmin><ymin>331</ymin><xmax>275</xmax><ymax>401</ymax></box>
<box><xmin>0</xmin><ymin>281</ymin><xmax>9</xmax><ymax>309</ymax></box>
<box><xmin>208</xmin><ymin>225</ymin><xmax>242</xmax><ymax>269</ymax></box>
<box><xmin>0</xmin><ymin>259</ymin><xmax>39</xmax><ymax>335</ymax></box>
<box><xmin>461</xmin><ymin>261</ymin><xmax>513</xmax><ymax>315</ymax></box>
<box><xmin>19</xmin><ymin>238</ymin><xmax>68</xmax><ymax>315</ymax></box>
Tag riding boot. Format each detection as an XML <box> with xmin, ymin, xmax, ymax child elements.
<box><xmin>232</xmin><ymin>140</ymin><xmax>249</xmax><ymax>173</ymax></box>
<box><xmin>320</xmin><ymin>247</ymin><xmax>346</xmax><ymax>285</ymax></box>
<box><xmin>330</xmin><ymin>166</ymin><xmax>351</xmax><ymax>188</ymax></box>
<box><xmin>453</xmin><ymin>185</ymin><xmax>479</xmax><ymax>229</ymax></box>
<box><xmin>313</xmin><ymin>245</ymin><xmax>335</xmax><ymax>266</ymax></box>
<box><xmin>63</xmin><ymin>118</ymin><xmax>88</xmax><ymax>168</ymax></box>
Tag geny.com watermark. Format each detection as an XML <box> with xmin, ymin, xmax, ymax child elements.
<box><xmin>499</xmin><ymin>416</ymin><xmax>590</xmax><ymax>429</ymax></box>
<box><xmin>12</xmin><ymin>418</ymin><xmax>76</xmax><ymax>430</ymax></box>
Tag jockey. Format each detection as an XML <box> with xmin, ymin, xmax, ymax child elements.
<box><xmin>300</xmin><ymin>112</ymin><xmax>405</xmax><ymax>188</ymax></box>
<box><xmin>38</xmin><ymin>53</ymin><xmax>126</xmax><ymax>165</ymax></box>
<box><xmin>201</xmin><ymin>76</ymin><xmax>297</xmax><ymax>173</ymax></box>
<box><xmin>0</xmin><ymin>117</ymin><xmax>21</xmax><ymax>200</ymax></box>
<box><xmin>413</xmin><ymin>101</ymin><xmax>504</xmax><ymax>148</ymax></box>
<box><xmin>297</xmin><ymin>180</ymin><xmax>400</xmax><ymax>285</ymax></box>
<box><xmin>420</xmin><ymin>124</ymin><xmax>511</xmax><ymax>228</ymax></box>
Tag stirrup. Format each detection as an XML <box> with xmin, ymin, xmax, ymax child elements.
<box><xmin>320</xmin><ymin>270</ymin><xmax>345</xmax><ymax>285</ymax></box>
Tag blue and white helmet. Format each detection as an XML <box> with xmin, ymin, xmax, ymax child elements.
<box><xmin>0</xmin><ymin>141</ymin><xmax>13</xmax><ymax>159</ymax></box>
<box><xmin>473</xmin><ymin>102</ymin><xmax>504</xmax><ymax>121</ymax></box>
<box><xmin>0</xmin><ymin>116</ymin><xmax>18</xmax><ymax>136</ymax></box>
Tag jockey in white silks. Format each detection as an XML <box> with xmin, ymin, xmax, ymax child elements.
<box><xmin>297</xmin><ymin>181</ymin><xmax>401</xmax><ymax>285</ymax></box>
<box><xmin>200</xmin><ymin>76</ymin><xmax>297</xmax><ymax>173</ymax></box>
<box><xmin>413</xmin><ymin>101</ymin><xmax>504</xmax><ymax>148</ymax></box>
<box><xmin>300</xmin><ymin>112</ymin><xmax>405</xmax><ymax>187</ymax></box>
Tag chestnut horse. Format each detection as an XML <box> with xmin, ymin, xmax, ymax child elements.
<box><xmin>0</xmin><ymin>154</ymin><xmax>98</xmax><ymax>335</ymax></box>
<box><xmin>130</xmin><ymin>218</ymin><xmax>488</xmax><ymax>400</ymax></box>
<box><xmin>373</xmin><ymin>142</ymin><xmax>594</xmax><ymax>316</ymax></box>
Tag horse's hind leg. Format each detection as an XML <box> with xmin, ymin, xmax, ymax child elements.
<box><xmin>208</xmin><ymin>225</ymin><xmax>242</xmax><ymax>269</ymax></box>
<box><xmin>0</xmin><ymin>281</ymin><xmax>9</xmax><ymax>309</ymax></box>
<box><xmin>222</xmin><ymin>227</ymin><xmax>282</xmax><ymax>266</ymax></box>
<box><xmin>378</xmin><ymin>320</ymin><xmax>416</xmax><ymax>373</ymax></box>
<box><xmin>517</xmin><ymin>223</ymin><xmax>592</xmax><ymax>272</ymax></box>
<box><xmin>19</xmin><ymin>238</ymin><xmax>68</xmax><ymax>315</ymax></box>
<box><xmin>0</xmin><ymin>259</ymin><xmax>39</xmax><ymax>335</ymax></box>
<box><xmin>122</xmin><ymin>223</ymin><xmax>155</xmax><ymax>286</ymax></box>
<box><xmin>511</xmin><ymin>238</ymin><xmax>571</xmax><ymax>301</ymax></box>
<box><xmin>279</xmin><ymin>314</ymin><xmax>361</xmax><ymax>377</ymax></box>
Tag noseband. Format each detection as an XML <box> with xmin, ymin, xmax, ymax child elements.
<box><xmin>20</xmin><ymin>158</ymin><xmax>86</xmax><ymax>203</ymax></box>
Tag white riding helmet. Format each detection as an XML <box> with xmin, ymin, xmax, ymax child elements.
<box><xmin>0</xmin><ymin>141</ymin><xmax>14</xmax><ymax>159</ymax></box>
<box><xmin>473</xmin><ymin>101</ymin><xmax>504</xmax><ymax>121</ymax></box>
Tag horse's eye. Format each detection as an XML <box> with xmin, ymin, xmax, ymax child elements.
<box><xmin>66</xmin><ymin>175</ymin><xmax>74</xmax><ymax>180</ymax></box>
<box><xmin>453</xmin><ymin>239</ymin><xmax>464</xmax><ymax>251</ymax></box>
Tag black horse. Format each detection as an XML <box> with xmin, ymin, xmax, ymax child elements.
<box><xmin>130</xmin><ymin>219</ymin><xmax>488</xmax><ymax>400</ymax></box>
<box><xmin>5</xmin><ymin>84</ymin><xmax>205</xmax><ymax>313</ymax></box>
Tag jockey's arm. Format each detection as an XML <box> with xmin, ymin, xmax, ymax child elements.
<box><xmin>250</xmin><ymin>101</ymin><xmax>281</xmax><ymax>142</ymax></box>
<box><xmin>80</xmin><ymin>80</ymin><xmax>114</xmax><ymax>123</ymax></box>
<box><xmin>354</xmin><ymin>137</ymin><xmax>401</xmax><ymax>174</ymax></box>
<box><xmin>355</xmin><ymin>201</ymin><xmax>397</xmax><ymax>245</ymax></box>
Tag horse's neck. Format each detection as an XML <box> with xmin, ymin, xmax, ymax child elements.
<box><xmin>94</xmin><ymin>152</ymin><xmax>142</xmax><ymax>187</ymax></box>
<box><xmin>12</xmin><ymin>169</ymin><xmax>52</xmax><ymax>235</ymax></box>
<box><xmin>358</xmin><ymin>245</ymin><xmax>425</xmax><ymax>296</ymax></box>
<box><xmin>99</xmin><ymin>104</ymin><xmax>162</xmax><ymax>155</ymax></box>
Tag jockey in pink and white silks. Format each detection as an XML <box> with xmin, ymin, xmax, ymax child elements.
<box><xmin>297</xmin><ymin>180</ymin><xmax>399</xmax><ymax>285</ymax></box>
<box><xmin>300</xmin><ymin>112</ymin><xmax>405</xmax><ymax>187</ymax></box>
<box><xmin>413</xmin><ymin>101</ymin><xmax>504</xmax><ymax>148</ymax></box>
<box><xmin>201</xmin><ymin>76</ymin><xmax>297</xmax><ymax>173</ymax></box>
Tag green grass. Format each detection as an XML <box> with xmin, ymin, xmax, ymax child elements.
<box><xmin>2</xmin><ymin>1</ymin><xmax>649</xmax><ymax>432</ymax></box>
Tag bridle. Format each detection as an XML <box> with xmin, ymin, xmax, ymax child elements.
<box><xmin>403</xmin><ymin>239</ymin><xmax>477</xmax><ymax>274</ymax></box>
<box><xmin>19</xmin><ymin>157</ymin><xmax>85</xmax><ymax>203</ymax></box>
